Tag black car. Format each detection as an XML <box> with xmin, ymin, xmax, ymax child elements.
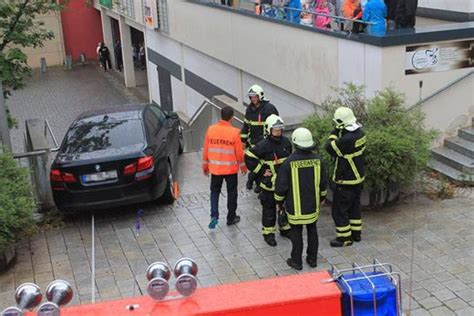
<box><xmin>50</xmin><ymin>104</ymin><xmax>183</xmax><ymax>212</ymax></box>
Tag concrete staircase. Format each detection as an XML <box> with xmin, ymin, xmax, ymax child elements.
<box><xmin>429</xmin><ymin>119</ymin><xmax>474</xmax><ymax>184</ymax></box>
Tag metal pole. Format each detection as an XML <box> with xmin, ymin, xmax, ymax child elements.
<box><xmin>0</xmin><ymin>81</ymin><xmax>12</xmax><ymax>152</ymax></box>
<box><xmin>91</xmin><ymin>213</ymin><xmax>96</xmax><ymax>303</ymax></box>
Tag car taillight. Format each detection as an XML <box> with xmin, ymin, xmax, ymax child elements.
<box><xmin>50</xmin><ymin>169</ymin><xmax>76</xmax><ymax>183</ymax></box>
<box><xmin>124</xmin><ymin>163</ymin><xmax>137</xmax><ymax>175</ymax></box>
<box><xmin>137</xmin><ymin>156</ymin><xmax>153</xmax><ymax>171</ymax></box>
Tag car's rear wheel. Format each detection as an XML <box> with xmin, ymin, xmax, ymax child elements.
<box><xmin>160</xmin><ymin>162</ymin><xmax>176</xmax><ymax>204</ymax></box>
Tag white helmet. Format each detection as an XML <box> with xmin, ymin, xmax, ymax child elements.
<box><xmin>248</xmin><ymin>84</ymin><xmax>266</xmax><ymax>101</ymax></box>
<box><xmin>333</xmin><ymin>107</ymin><xmax>357</xmax><ymax>129</ymax></box>
<box><xmin>265</xmin><ymin>114</ymin><xmax>284</xmax><ymax>134</ymax></box>
<box><xmin>292</xmin><ymin>128</ymin><xmax>315</xmax><ymax>149</ymax></box>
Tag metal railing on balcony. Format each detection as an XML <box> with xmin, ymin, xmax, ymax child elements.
<box><xmin>200</xmin><ymin>0</ymin><xmax>375</xmax><ymax>35</ymax></box>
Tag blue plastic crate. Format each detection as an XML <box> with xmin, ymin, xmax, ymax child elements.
<box><xmin>337</xmin><ymin>271</ymin><xmax>397</xmax><ymax>316</ymax></box>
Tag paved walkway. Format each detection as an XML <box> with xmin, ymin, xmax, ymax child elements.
<box><xmin>1</xmin><ymin>66</ymin><xmax>473</xmax><ymax>315</ymax></box>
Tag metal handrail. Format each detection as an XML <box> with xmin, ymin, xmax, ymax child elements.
<box><xmin>187</xmin><ymin>99</ymin><xmax>244</xmax><ymax>126</ymax></box>
<box><xmin>207</xmin><ymin>0</ymin><xmax>374</xmax><ymax>25</ymax></box>
<box><xmin>408</xmin><ymin>70</ymin><xmax>474</xmax><ymax>111</ymax></box>
<box><xmin>13</xmin><ymin>119</ymin><xmax>59</xmax><ymax>159</ymax></box>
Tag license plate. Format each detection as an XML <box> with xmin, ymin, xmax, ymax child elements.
<box><xmin>82</xmin><ymin>170</ymin><xmax>118</xmax><ymax>183</ymax></box>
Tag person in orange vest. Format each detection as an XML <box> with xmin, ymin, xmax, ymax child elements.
<box><xmin>203</xmin><ymin>106</ymin><xmax>247</xmax><ymax>229</ymax></box>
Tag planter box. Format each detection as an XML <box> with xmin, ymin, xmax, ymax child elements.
<box><xmin>0</xmin><ymin>244</ymin><xmax>16</xmax><ymax>272</ymax></box>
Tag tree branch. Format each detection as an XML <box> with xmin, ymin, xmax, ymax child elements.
<box><xmin>0</xmin><ymin>0</ymin><xmax>31</xmax><ymax>52</ymax></box>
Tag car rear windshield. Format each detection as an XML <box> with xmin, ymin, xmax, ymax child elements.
<box><xmin>62</xmin><ymin>116</ymin><xmax>145</xmax><ymax>154</ymax></box>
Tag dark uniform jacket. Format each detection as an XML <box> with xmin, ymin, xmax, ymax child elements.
<box><xmin>240</xmin><ymin>101</ymin><xmax>279</xmax><ymax>147</ymax></box>
<box><xmin>245</xmin><ymin>135</ymin><xmax>292</xmax><ymax>191</ymax></box>
<box><xmin>274</xmin><ymin>149</ymin><xmax>328</xmax><ymax>225</ymax></box>
<box><xmin>325</xmin><ymin>128</ymin><xmax>366</xmax><ymax>185</ymax></box>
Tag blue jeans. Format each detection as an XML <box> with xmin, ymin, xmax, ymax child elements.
<box><xmin>210</xmin><ymin>173</ymin><xmax>238</xmax><ymax>222</ymax></box>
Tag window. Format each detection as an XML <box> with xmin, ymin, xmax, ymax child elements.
<box><xmin>144</xmin><ymin>108</ymin><xmax>163</xmax><ymax>135</ymax></box>
<box><xmin>62</xmin><ymin>118</ymin><xmax>145</xmax><ymax>154</ymax></box>
<box><xmin>150</xmin><ymin>105</ymin><xmax>167</xmax><ymax>123</ymax></box>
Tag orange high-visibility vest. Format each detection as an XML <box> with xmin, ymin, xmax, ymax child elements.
<box><xmin>203</xmin><ymin>120</ymin><xmax>246</xmax><ymax>175</ymax></box>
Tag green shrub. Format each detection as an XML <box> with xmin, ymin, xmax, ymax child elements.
<box><xmin>0</xmin><ymin>151</ymin><xmax>35</xmax><ymax>252</ymax></box>
<box><xmin>303</xmin><ymin>83</ymin><xmax>437</xmax><ymax>206</ymax></box>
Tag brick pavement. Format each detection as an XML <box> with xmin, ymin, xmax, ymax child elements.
<box><xmin>1</xmin><ymin>66</ymin><xmax>473</xmax><ymax>315</ymax></box>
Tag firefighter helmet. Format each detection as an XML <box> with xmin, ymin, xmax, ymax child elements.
<box><xmin>333</xmin><ymin>107</ymin><xmax>357</xmax><ymax>129</ymax></box>
<box><xmin>265</xmin><ymin>114</ymin><xmax>284</xmax><ymax>134</ymax></box>
<box><xmin>248</xmin><ymin>84</ymin><xmax>266</xmax><ymax>101</ymax></box>
<box><xmin>291</xmin><ymin>128</ymin><xmax>315</xmax><ymax>149</ymax></box>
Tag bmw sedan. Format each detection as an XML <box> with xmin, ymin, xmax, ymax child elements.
<box><xmin>50</xmin><ymin>104</ymin><xmax>183</xmax><ymax>213</ymax></box>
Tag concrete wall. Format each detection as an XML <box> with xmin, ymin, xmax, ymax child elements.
<box><xmin>24</xmin><ymin>12</ymin><xmax>65</xmax><ymax>68</ymax></box>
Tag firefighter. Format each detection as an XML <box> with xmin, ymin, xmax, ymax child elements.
<box><xmin>275</xmin><ymin>128</ymin><xmax>327</xmax><ymax>270</ymax></box>
<box><xmin>245</xmin><ymin>114</ymin><xmax>292</xmax><ymax>246</ymax></box>
<box><xmin>325</xmin><ymin>107</ymin><xmax>366</xmax><ymax>247</ymax></box>
<box><xmin>203</xmin><ymin>106</ymin><xmax>247</xmax><ymax>229</ymax></box>
<box><xmin>241</xmin><ymin>84</ymin><xmax>279</xmax><ymax>193</ymax></box>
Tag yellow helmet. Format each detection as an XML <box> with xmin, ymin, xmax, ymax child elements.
<box><xmin>265</xmin><ymin>114</ymin><xmax>284</xmax><ymax>134</ymax></box>
<box><xmin>248</xmin><ymin>84</ymin><xmax>266</xmax><ymax>101</ymax></box>
<box><xmin>333</xmin><ymin>107</ymin><xmax>357</xmax><ymax>129</ymax></box>
<box><xmin>292</xmin><ymin>128</ymin><xmax>314</xmax><ymax>149</ymax></box>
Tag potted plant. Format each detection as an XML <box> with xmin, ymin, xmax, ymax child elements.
<box><xmin>0</xmin><ymin>151</ymin><xmax>35</xmax><ymax>271</ymax></box>
<box><xmin>303</xmin><ymin>84</ymin><xmax>437</xmax><ymax>207</ymax></box>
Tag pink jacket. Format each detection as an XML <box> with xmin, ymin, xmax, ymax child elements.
<box><xmin>315</xmin><ymin>7</ymin><xmax>331</xmax><ymax>29</ymax></box>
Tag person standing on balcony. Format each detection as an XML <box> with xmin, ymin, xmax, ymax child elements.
<box><xmin>325</xmin><ymin>107</ymin><xmax>366</xmax><ymax>248</ymax></box>
<box><xmin>342</xmin><ymin>0</ymin><xmax>363</xmax><ymax>32</ymax></box>
<box><xmin>384</xmin><ymin>0</ymin><xmax>398</xmax><ymax>30</ymax></box>
<box><xmin>285</xmin><ymin>0</ymin><xmax>302</xmax><ymax>24</ymax></box>
<box><xmin>363</xmin><ymin>0</ymin><xmax>387</xmax><ymax>35</ymax></box>
<box><xmin>203</xmin><ymin>106</ymin><xmax>247</xmax><ymax>230</ymax></box>
<box><xmin>241</xmin><ymin>84</ymin><xmax>279</xmax><ymax>193</ymax></box>
<box><xmin>395</xmin><ymin>0</ymin><xmax>417</xmax><ymax>28</ymax></box>
<box><xmin>315</xmin><ymin>0</ymin><xmax>332</xmax><ymax>29</ymax></box>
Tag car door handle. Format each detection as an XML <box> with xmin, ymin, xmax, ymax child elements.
<box><xmin>162</xmin><ymin>137</ymin><xmax>167</xmax><ymax>142</ymax></box>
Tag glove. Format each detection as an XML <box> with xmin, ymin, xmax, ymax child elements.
<box><xmin>202</xmin><ymin>164</ymin><xmax>209</xmax><ymax>176</ymax></box>
<box><xmin>277</xmin><ymin>206</ymin><xmax>289</xmax><ymax>228</ymax></box>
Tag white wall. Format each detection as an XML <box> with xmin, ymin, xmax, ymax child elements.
<box><xmin>418</xmin><ymin>0</ymin><xmax>474</xmax><ymax>12</ymax></box>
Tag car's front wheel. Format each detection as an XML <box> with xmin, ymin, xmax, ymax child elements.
<box><xmin>160</xmin><ymin>162</ymin><xmax>176</xmax><ymax>204</ymax></box>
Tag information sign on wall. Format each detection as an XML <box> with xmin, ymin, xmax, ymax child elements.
<box><xmin>99</xmin><ymin>0</ymin><xmax>112</xmax><ymax>9</ymax></box>
<box><xmin>405</xmin><ymin>40</ymin><xmax>473</xmax><ymax>75</ymax></box>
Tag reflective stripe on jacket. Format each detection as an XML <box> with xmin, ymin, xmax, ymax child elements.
<box><xmin>325</xmin><ymin>128</ymin><xmax>366</xmax><ymax>185</ymax></box>
<box><xmin>203</xmin><ymin>120</ymin><xmax>245</xmax><ymax>175</ymax></box>
<box><xmin>245</xmin><ymin>136</ymin><xmax>292</xmax><ymax>191</ymax></box>
<box><xmin>274</xmin><ymin>149</ymin><xmax>328</xmax><ymax>225</ymax></box>
<box><xmin>240</xmin><ymin>101</ymin><xmax>279</xmax><ymax>147</ymax></box>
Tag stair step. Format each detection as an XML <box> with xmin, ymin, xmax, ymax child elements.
<box><xmin>459</xmin><ymin>127</ymin><xmax>474</xmax><ymax>142</ymax></box>
<box><xmin>444</xmin><ymin>137</ymin><xmax>474</xmax><ymax>159</ymax></box>
<box><xmin>430</xmin><ymin>147</ymin><xmax>474</xmax><ymax>174</ymax></box>
<box><xmin>428</xmin><ymin>160</ymin><xmax>474</xmax><ymax>184</ymax></box>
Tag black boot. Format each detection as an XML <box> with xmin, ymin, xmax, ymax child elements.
<box><xmin>280</xmin><ymin>229</ymin><xmax>291</xmax><ymax>239</ymax></box>
<box><xmin>246</xmin><ymin>178</ymin><xmax>253</xmax><ymax>190</ymax></box>
<box><xmin>227</xmin><ymin>215</ymin><xmax>241</xmax><ymax>226</ymax></box>
<box><xmin>330</xmin><ymin>238</ymin><xmax>353</xmax><ymax>248</ymax></box>
<box><xmin>264</xmin><ymin>234</ymin><xmax>277</xmax><ymax>247</ymax></box>
<box><xmin>286</xmin><ymin>258</ymin><xmax>302</xmax><ymax>271</ymax></box>
<box><xmin>306</xmin><ymin>257</ymin><xmax>317</xmax><ymax>268</ymax></box>
<box><xmin>352</xmin><ymin>231</ymin><xmax>361</xmax><ymax>242</ymax></box>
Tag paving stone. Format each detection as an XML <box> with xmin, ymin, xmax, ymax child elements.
<box><xmin>432</xmin><ymin>288</ymin><xmax>457</xmax><ymax>302</ymax></box>
<box><xmin>455</xmin><ymin>288</ymin><xmax>474</xmax><ymax>303</ymax></box>
<box><xmin>429</xmin><ymin>306</ymin><xmax>455</xmax><ymax>315</ymax></box>
<box><xmin>444</xmin><ymin>298</ymin><xmax>469</xmax><ymax>311</ymax></box>
<box><xmin>444</xmin><ymin>279</ymin><xmax>469</xmax><ymax>292</ymax></box>
<box><xmin>418</xmin><ymin>296</ymin><xmax>443</xmax><ymax>309</ymax></box>
<box><xmin>455</xmin><ymin>306</ymin><xmax>474</xmax><ymax>316</ymax></box>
